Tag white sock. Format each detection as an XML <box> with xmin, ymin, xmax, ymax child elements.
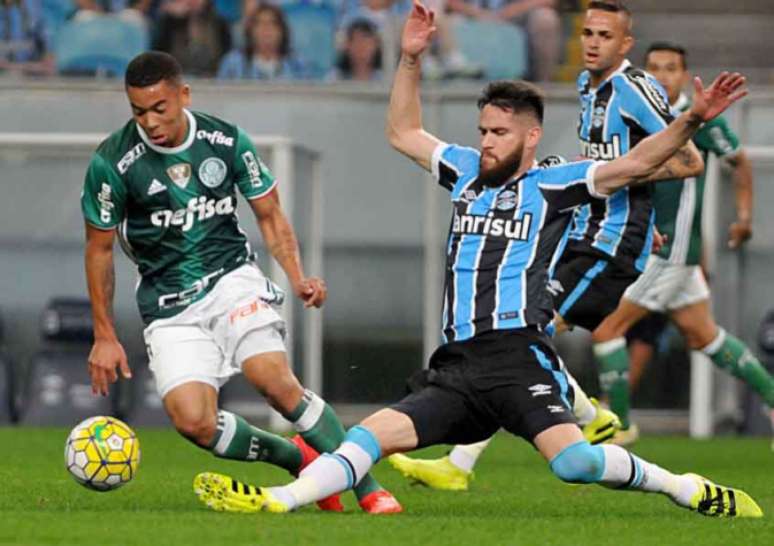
<box><xmin>448</xmin><ymin>437</ymin><xmax>493</xmax><ymax>472</ymax></box>
<box><xmin>599</xmin><ymin>445</ymin><xmax>699</xmax><ymax>506</ymax></box>
<box><xmin>271</xmin><ymin>440</ymin><xmax>376</xmax><ymax>510</ymax></box>
<box><xmin>567</xmin><ymin>371</ymin><xmax>597</xmax><ymax>425</ymax></box>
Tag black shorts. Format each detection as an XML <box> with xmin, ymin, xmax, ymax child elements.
<box><xmin>391</xmin><ymin>328</ymin><xmax>577</xmax><ymax>448</ymax></box>
<box><xmin>552</xmin><ymin>248</ymin><xmax>640</xmax><ymax>331</ymax></box>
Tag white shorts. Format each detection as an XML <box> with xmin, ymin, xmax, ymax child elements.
<box><xmin>143</xmin><ymin>263</ymin><xmax>287</xmax><ymax>398</ymax></box>
<box><xmin>623</xmin><ymin>255</ymin><xmax>710</xmax><ymax>312</ymax></box>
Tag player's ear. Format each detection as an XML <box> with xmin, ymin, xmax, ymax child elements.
<box><xmin>180</xmin><ymin>84</ymin><xmax>191</xmax><ymax>108</ymax></box>
<box><xmin>526</xmin><ymin>125</ymin><xmax>542</xmax><ymax>150</ymax></box>
<box><xmin>620</xmin><ymin>34</ymin><xmax>634</xmax><ymax>56</ymax></box>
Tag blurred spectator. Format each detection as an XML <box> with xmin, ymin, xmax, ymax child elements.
<box><xmin>118</xmin><ymin>0</ymin><xmax>153</xmax><ymax>31</ymax></box>
<box><xmin>0</xmin><ymin>0</ymin><xmax>55</xmax><ymax>76</ymax></box>
<box><xmin>446</xmin><ymin>0</ymin><xmax>560</xmax><ymax>81</ymax></box>
<box><xmin>154</xmin><ymin>0</ymin><xmax>231</xmax><ymax>77</ymax></box>
<box><xmin>217</xmin><ymin>2</ymin><xmax>306</xmax><ymax>80</ymax></box>
<box><xmin>330</xmin><ymin>18</ymin><xmax>382</xmax><ymax>82</ymax></box>
<box><xmin>71</xmin><ymin>0</ymin><xmax>106</xmax><ymax>21</ymax></box>
<box><xmin>420</xmin><ymin>0</ymin><xmax>480</xmax><ymax>79</ymax></box>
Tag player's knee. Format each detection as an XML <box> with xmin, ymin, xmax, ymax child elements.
<box><xmin>173</xmin><ymin>413</ymin><xmax>217</xmax><ymax>447</ymax></box>
<box><xmin>549</xmin><ymin>441</ymin><xmax>604</xmax><ymax>484</ymax></box>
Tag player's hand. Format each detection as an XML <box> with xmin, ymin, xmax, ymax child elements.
<box><xmin>294</xmin><ymin>277</ymin><xmax>327</xmax><ymax>308</ymax></box>
<box><xmin>651</xmin><ymin>227</ymin><xmax>667</xmax><ymax>254</ymax></box>
<box><xmin>728</xmin><ymin>219</ymin><xmax>752</xmax><ymax>249</ymax></box>
<box><xmin>87</xmin><ymin>339</ymin><xmax>131</xmax><ymax>397</ymax></box>
<box><xmin>689</xmin><ymin>72</ymin><xmax>747</xmax><ymax>122</ymax></box>
<box><xmin>401</xmin><ymin>1</ymin><xmax>437</xmax><ymax>58</ymax></box>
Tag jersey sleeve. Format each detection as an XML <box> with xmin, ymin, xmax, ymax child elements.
<box><xmin>618</xmin><ymin>72</ymin><xmax>674</xmax><ymax>134</ymax></box>
<box><xmin>693</xmin><ymin>115</ymin><xmax>740</xmax><ymax>158</ymax></box>
<box><xmin>234</xmin><ymin>127</ymin><xmax>277</xmax><ymax>200</ymax></box>
<box><xmin>431</xmin><ymin>142</ymin><xmax>480</xmax><ymax>192</ymax></box>
<box><xmin>81</xmin><ymin>152</ymin><xmax>127</xmax><ymax>229</ymax></box>
<box><xmin>537</xmin><ymin>160</ymin><xmax>603</xmax><ymax>211</ymax></box>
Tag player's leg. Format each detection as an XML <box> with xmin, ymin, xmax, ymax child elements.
<box><xmin>552</xmin><ymin>251</ymin><xmax>640</xmax><ymax>437</ymax></box>
<box><xmin>534</xmin><ymin>423</ymin><xmax>762</xmax><ymax>517</ymax></box>
<box><xmin>670</xmin><ymin>299</ymin><xmax>774</xmax><ymax>408</ymax></box>
<box><xmin>591</xmin><ymin>298</ymin><xmax>650</xmax><ymax>435</ymax></box>
<box><xmin>239</xmin><ymin>334</ymin><xmax>401</xmax><ymax>513</ymax></box>
<box><xmin>509</xmin><ymin>341</ymin><xmax>761</xmax><ymax>518</ymax></box>
<box><xmin>194</xmin><ymin>376</ymin><xmax>494</xmax><ymax>513</ymax></box>
<box><xmin>163</xmin><ymin>381</ymin><xmax>304</xmax><ymax>472</ymax></box>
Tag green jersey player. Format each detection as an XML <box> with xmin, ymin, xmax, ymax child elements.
<box><xmin>81</xmin><ymin>51</ymin><xmax>401</xmax><ymax>514</ymax></box>
<box><xmin>588</xmin><ymin>42</ymin><xmax>774</xmax><ymax>440</ymax></box>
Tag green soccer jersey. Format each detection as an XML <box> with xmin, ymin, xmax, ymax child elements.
<box><xmin>81</xmin><ymin>109</ymin><xmax>276</xmax><ymax>325</ymax></box>
<box><xmin>654</xmin><ymin>94</ymin><xmax>741</xmax><ymax>265</ymax></box>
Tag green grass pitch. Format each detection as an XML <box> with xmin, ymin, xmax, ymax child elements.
<box><xmin>2</xmin><ymin>427</ymin><xmax>773</xmax><ymax>546</ymax></box>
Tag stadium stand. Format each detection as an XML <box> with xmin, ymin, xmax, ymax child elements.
<box><xmin>283</xmin><ymin>3</ymin><xmax>337</xmax><ymax>79</ymax></box>
<box><xmin>54</xmin><ymin>15</ymin><xmax>149</xmax><ymax>77</ymax></box>
<box><xmin>453</xmin><ymin>18</ymin><xmax>527</xmax><ymax>80</ymax></box>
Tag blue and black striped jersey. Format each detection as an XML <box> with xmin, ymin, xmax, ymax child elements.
<box><xmin>569</xmin><ymin>59</ymin><xmax>674</xmax><ymax>272</ymax></box>
<box><xmin>432</xmin><ymin>143</ymin><xmax>602</xmax><ymax>343</ymax></box>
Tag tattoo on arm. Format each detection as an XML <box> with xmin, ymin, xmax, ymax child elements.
<box><xmin>644</xmin><ymin>147</ymin><xmax>699</xmax><ymax>182</ymax></box>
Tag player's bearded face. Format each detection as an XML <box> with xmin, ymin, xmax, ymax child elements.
<box><xmin>581</xmin><ymin>10</ymin><xmax>633</xmax><ymax>74</ymax></box>
<box><xmin>127</xmin><ymin>80</ymin><xmax>191</xmax><ymax>148</ymax></box>
<box><xmin>478</xmin><ymin>106</ymin><xmax>528</xmax><ymax>187</ymax></box>
<box><xmin>479</xmin><ymin>144</ymin><xmax>524</xmax><ymax>187</ymax></box>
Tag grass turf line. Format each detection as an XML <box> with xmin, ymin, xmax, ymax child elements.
<box><xmin>1</xmin><ymin>427</ymin><xmax>772</xmax><ymax>546</ymax></box>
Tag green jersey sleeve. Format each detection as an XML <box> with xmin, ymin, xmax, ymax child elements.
<box><xmin>81</xmin><ymin>152</ymin><xmax>127</xmax><ymax>229</ymax></box>
<box><xmin>234</xmin><ymin>128</ymin><xmax>277</xmax><ymax>200</ymax></box>
<box><xmin>694</xmin><ymin>115</ymin><xmax>740</xmax><ymax>158</ymax></box>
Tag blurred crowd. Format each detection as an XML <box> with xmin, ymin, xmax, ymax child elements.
<box><xmin>0</xmin><ymin>0</ymin><xmax>568</xmax><ymax>81</ymax></box>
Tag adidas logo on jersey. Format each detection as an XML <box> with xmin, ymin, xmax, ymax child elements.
<box><xmin>196</xmin><ymin>130</ymin><xmax>234</xmax><ymax>147</ymax></box>
<box><xmin>150</xmin><ymin>195</ymin><xmax>235</xmax><ymax>232</ymax></box>
<box><xmin>147</xmin><ymin>179</ymin><xmax>166</xmax><ymax>196</ymax></box>
<box><xmin>580</xmin><ymin>134</ymin><xmax>622</xmax><ymax>160</ymax></box>
<box><xmin>452</xmin><ymin>210</ymin><xmax>532</xmax><ymax>241</ymax></box>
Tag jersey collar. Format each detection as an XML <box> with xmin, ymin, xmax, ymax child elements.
<box><xmin>588</xmin><ymin>59</ymin><xmax>631</xmax><ymax>91</ymax></box>
<box><xmin>136</xmin><ymin>109</ymin><xmax>197</xmax><ymax>154</ymax></box>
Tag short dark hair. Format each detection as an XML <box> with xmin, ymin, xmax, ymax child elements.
<box><xmin>477</xmin><ymin>80</ymin><xmax>544</xmax><ymax>124</ymax></box>
<box><xmin>588</xmin><ymin>0</ymin><xmax>632</xmax><ymax>34</ymax></box>
<box><xmin>588</xmin><ymin>0</ymin><xmax>630</xmax><ymax>16</ymax></box>
<box><xmin>125</xmin><ymin>51</ymin><xmax>183</xmax><ymax>88</ymax></box>
<box><xmin>645</xmin><ymin>41</ymin><xmax>688</xmax><ymax>69</ymax></box>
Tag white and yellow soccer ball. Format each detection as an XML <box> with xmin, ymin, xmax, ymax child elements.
<box><xmin>64</xmin><ymin>416</ymin><xmax>140</xmax><ymax>491</ymax></box>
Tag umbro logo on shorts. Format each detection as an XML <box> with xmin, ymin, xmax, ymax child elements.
<box><xmin>546</xmin><ymin>279</ymin><xmax>564</xmax><ymax>297</ymax></box>
<box><xmin>528</xmin><ymin>384</ymin><xmax>552</xmax><ymax>397</ymax></box>
<box><xmin>147</xmin><ymin>179</ymin><xmax>167</xmax><ymax>196</ymax></box>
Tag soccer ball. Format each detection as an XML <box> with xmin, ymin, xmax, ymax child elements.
<box><xmin>64</xmin><ymin>416</ymin><xmax>140</xmax><ymax>491</ymax></box>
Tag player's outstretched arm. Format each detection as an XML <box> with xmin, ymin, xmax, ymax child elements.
<box><xmin>84</xmin><ymin>224</ymin><xmax>131</xmax><ymax>396</ymax></box>
<box><xmin>641</xmin><ymin>140</ymin><xmax>704</xmax><ymax>182</ymax></box>
<box><xmin>250</xmin><ymin>190</ymin><xmax>326</xmax><ymax>308</ymax></box>
<box><xmin>386</xmin><ymin>1</ymin><xmax>442</xmax><ymax>172</ymax></box>
<box><xmin>594</xmin><ymin>72</ymin><xmax>747</xmax><ymax>196</ymax></box>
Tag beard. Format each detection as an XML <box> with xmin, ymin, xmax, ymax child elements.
<box><xmin>478</xmin><ymin>144</ymin><xmax>524</xmax><ymax>187</ymax></box>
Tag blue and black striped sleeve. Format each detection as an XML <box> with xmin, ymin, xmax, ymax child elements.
<box><xmin>431</xmin><ymin>142</ymin><xmax>480</xmax><ymax>192</ymax></box>
<box><xmin>537</xmin><ymin>160</ymin><xmax>605</xmax><ymax>211</ymax></box>
<box><xmin>617</xmin><ymin>71</ymin><xmax>674</xmax><ymax>134</ymax></box>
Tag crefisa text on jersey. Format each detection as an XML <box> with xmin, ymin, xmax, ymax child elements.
<box><xmin>196</xmin><ymin>130</ymin><xmax>234</xmax><ymax>147</ymax></box>
<box><xmin>150</xmin><ymin>195</ymin><xmax>236</xmax><ymax>232</ymax></box>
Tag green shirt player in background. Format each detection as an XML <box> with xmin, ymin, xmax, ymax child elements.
<box><xmin>588</xmin><ymin>41</ymin><xmax>774</xmax><ymax>439</ymax></box>
<box><xmin>81</xmin><ymin>51</ymin><xmax>401</xmax><ymax>513</ymax></box>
